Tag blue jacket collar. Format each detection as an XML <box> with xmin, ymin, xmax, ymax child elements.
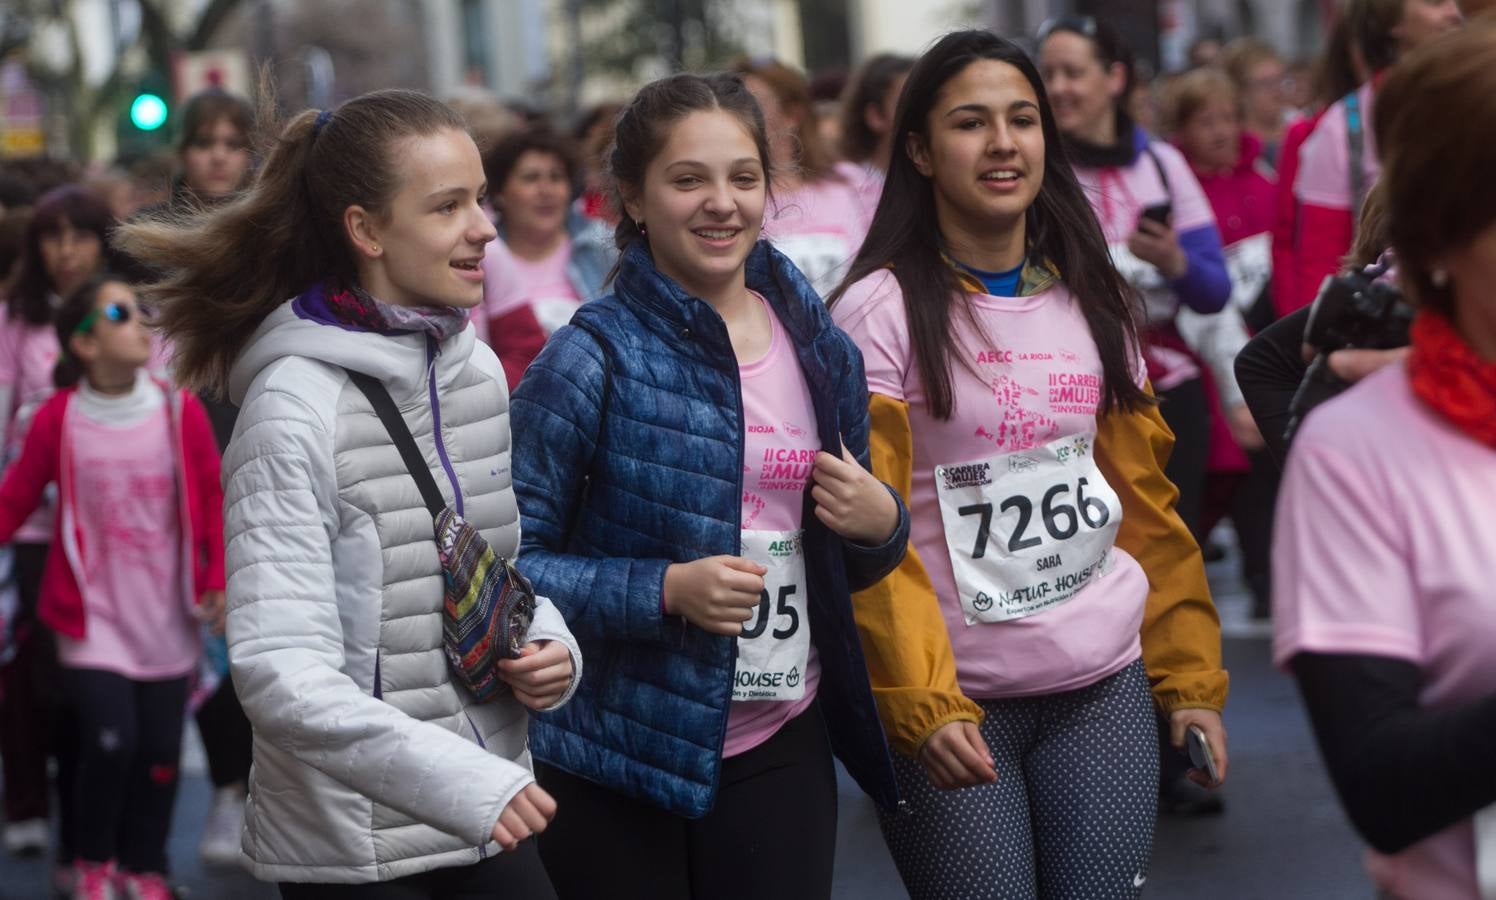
<box><xmin>610</xmin><ymin>239</ymin><xmax>829</xmax><ymax>363</ymax></box>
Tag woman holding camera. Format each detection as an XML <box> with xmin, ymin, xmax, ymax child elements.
<box><xmin>1273</xmin><ymin>21</ymin><xmax>1496</xmax><ymax>900</ymax></box>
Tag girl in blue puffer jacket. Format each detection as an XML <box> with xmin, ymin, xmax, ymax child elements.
<box><xmin>510</xmin><ymin>72</ymin><xmax>911</xmax><ymax>900</ymax></box>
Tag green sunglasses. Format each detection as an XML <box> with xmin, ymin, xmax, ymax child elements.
<box><xmin>73</xmin><ymin>301</ymin><xmax>133</xmax><ymax>335</ymax></box>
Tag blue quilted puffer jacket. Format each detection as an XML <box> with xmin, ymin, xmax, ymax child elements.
<box><xmin>511</xmin><ymin>239</ymin><xmax>909</xmax><ymax>818</ymax></box>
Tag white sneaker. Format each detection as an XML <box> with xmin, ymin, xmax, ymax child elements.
<box><xmin>3</xmin><ymin>817</ymin><xmax>49</xmax><ymax>857</ymax></box>
<box><xmin>197</xmin><ymin>787</ymin><xmax>244</xmax><ymax>867</ymax></box>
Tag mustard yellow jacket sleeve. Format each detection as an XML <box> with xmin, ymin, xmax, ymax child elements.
<box><xmin>1094</xmin><ymin>384</ymin><xmax>1229</xmax><ymax>714</ymax></box>
<box><xmin>850</xmin><ymin>392</ymin><xmax>984</xmax><ymax>759</ymax></box>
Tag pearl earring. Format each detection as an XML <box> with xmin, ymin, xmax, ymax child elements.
<box><xmin>1431</xmin><ymin>268</ymin><xmax>1449</xmax><ymax>288</ymax></box>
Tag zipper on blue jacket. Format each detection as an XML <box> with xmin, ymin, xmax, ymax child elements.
<box><xmin>425</xmin><ymin>335</ymin><xmax>464</xmax><ymax>516</ymax></box>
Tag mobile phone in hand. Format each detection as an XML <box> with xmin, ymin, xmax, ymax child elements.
<box><xmin>1139</xmin><ymin>202</ymin><xmax>1173</xmax><ymax>228</ymax></box>
<box><xmin>1186</xmin><ymin>724</ymin><xmax>1221</xmax><ymax>786</ymax></box>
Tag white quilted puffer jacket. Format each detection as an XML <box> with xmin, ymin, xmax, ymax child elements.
<box><xmin>221</xmin><ymin>301</ymin><xmax>580</xmax><ymax>884</ymax></box>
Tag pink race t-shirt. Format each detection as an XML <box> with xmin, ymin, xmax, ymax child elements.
<box><xmin>58</xmin><ymin>377</ymin><xmax>198</xmax><ymax>679</ymax></box>
<box><xmin>833</xmin><ymin>160</ymin><xmax>886</xmax><ymax>226</ymax></box>
<box><xmin>509</xmin><ymin>237</ymin><xmax>583</xmax><ymax>337</ymax></box>
<box><xmin>833</xmin><ymin>270</ymin><xmax>1149</xmax><ymax>699</ymax></box>
<box><xmin>723</xmin><ymin>293</ymin><xmax>822</xmax><ymax>757</ymax></box>
<box><xmin>1294</xmin><ymin>83</ymin><xmax>1379</xmax><ymax>212</ymax></box>
<box><xmin>479</xmin><ymin>238</ymin><xmax>527</xmax><ymax>335</ymax></box>
<box><xmin>1273</xmin><ymin>363</ymin><xmax>1496</xmax><ymax>900</ymax></box>
<box><xmin>0</xmin><ymin>308</ymin><xmax>61</xmax><ymax>544</ymax></box>
<box><xmin>762</xmin><ymin>177</ymin><xmax>870</xmax><ymax>297</ymax></box>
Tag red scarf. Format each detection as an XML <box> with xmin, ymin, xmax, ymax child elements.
<box><xmin>1408</xmin><ymin>311</ymin><xmax>1496</xmax><ymax>450</ymax></box>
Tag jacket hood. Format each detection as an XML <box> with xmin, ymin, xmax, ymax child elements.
<box><xmin>228</xmin><ymin>299</ymin><xmax>477</xmax><ymax>406</ymax></box>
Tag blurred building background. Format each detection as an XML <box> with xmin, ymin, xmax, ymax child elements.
<box><xmin>0</xmin><ymin>0</ymin><xmax>1337</xmax><ymax>164</ymax></box>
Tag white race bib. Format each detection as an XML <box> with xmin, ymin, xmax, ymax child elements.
<box><xmin>1108</xmin><ymin>242</ymin><xmax>1174</xmax><ymax>324</ymax></box>
<box><xmin>772</xmin><ymin>232</ymin><xmax>854</xmax><ymax>297</ymax></box>
<box><xmin>1223</xmin><ymin>233</ymin><xmax>1272</xmax><ymax>313</ymax></box>
<box><xmin>935</xmin><ymin>434</ymin><xmax>1123</xmax><ymax>625</ymax></box>
<box><xmin>733</xmin><ymin>529</ymin><xmax>811</xmax><ymax>702</ymax></box>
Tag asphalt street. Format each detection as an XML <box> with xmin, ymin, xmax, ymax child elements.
<box><xmin>0</xmin><ymin>537</ymin><xmax>1371</xmax><ymax>899</ymax></box>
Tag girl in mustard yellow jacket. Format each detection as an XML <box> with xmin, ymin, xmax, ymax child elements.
<box><xmin>828</xmin><ymin>31</ymin><xmax>1228</xmax><ymax>900</ymax></box>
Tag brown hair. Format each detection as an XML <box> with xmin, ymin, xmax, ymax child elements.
<box><xmin>115</xmin><ymin>86</ymin><xmax>467</xmax><ymax>395</ymax></box>
<box><xmin>1375</xmin><ymin>18</ymin><xmax>1496</xmax><ymax>315</ymax></box>
<box><xmin>1160</xmin><ymin>68</ymin><xmax>1239</xmax><ymax>137</ymax></box>
<box><xmin>1346</xmin><ymin>0</ymin><xmax>1413</xmax><ymax>72</ymax></box>
<box><xmin>9</xmin><ymin>185</ymin><xmax>117</xmax><ymax>326</ymax></box>
<box><xmin>1220</xmin><ymin>37</ymin><xmax>1282</xmax><ymax>91</ymax></box>
<box><xmin>838</xmin><ymin>53</ymin><xmax>914</xmax><ymax>164</ymax></box>
<box><xmin>1343</xmin><ymin>179</ymin><xmax>1391</xmax><ymax>272</ymax></box>
<box><xmin>607</xmin><ymin>72</ymin><xmax>771</xmax><ymax>257</ymax></box>
<box><xmin>176</xmin><ymin>89</ymin><xmax>254</xmax><ymax>156</ymax></box>
<box><xmin>1311</xmin><ymin>14</ymin><xmax>1369</xmax><ymax>108</ymax></box>
<box><xmin>733</xmin><ymin>58</ymin><xmax>837</xmax><ymax>182</ymax></box>
<box><xmin>483</xmin><ymin>128</ymin><xmax>581</xmax><ymax>201</ymax></box>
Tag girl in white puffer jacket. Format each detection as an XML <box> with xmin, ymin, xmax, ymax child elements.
<box><xmin>116</xmin><ymin>88</ymin><xmax>580</xmax><ymax>897</ymax></box>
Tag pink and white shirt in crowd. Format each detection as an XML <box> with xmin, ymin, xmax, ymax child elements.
<box><xmin>478</xmin><ymin>238</ymin><xmax>526</xmax><ymax>334</ymax></box>
<box><xmin>1073</xmin><ymin>140</ymin><xmax>1217</xmax><ymax>389</ymax></box>
<box><xmin>832</xmin><ymin>160</ymin><xmax>886</xmax><ymax>226</ymax></box>
<box><xmin>1294</xmin><ymin>82</ymin><xmax>1379</xmax><ymax>213</ymax></box>
<box><xmin>1273</xmin><ymin>363</ymin><xmax>1496</xmax><ymax>900</ymax></box>
<box><xmin>58</xmin><ymin>375</ymin><xmax>198</xmax><ymax>679</ymax></box>
<box><xmin>507</xmin><ymin>237</ymin><xmax>583</xmax><ymax>337</ymax></box>
<box><xmin>833</xmin><ymin>270</ymin><xmax>1150</xmax><ymax>698</ymax></box>
<box><xmin>761</xmin><ymin>176</ymin><xmax>870</xmax><ymax>298</ymax></box>
<box><xmin>0</xmin><ymin>307</ymin><xmax>60</xmax><ymax>544</ymax></box>
<box><xmin>723</xmin><ymin>293</ymin><xmax>822</xmax><ymax>757</ymax></box>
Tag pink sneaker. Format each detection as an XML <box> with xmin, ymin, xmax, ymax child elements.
<box><xmin>70</xmin><ymin>860</ymin><xmax>116</xmax><ymax>900</ymax></box>
<box><xmin>116</xmin><ymin>871</ymin><xmax>172</xmax><ymax>900</ymax></box>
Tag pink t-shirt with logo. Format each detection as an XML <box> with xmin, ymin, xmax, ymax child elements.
<box><xmin>0</xmin><ymin>309</ymin><xmax>60</xmax><ymax>544</ymax></box>
<box><xmin>509</xmin><ymin>237</ymin><xmax>583</xmax><ymax>337</ymax></box>
<box><xmin>832</xmin><ymin>270</ymin><xmax>1149</xmax><ymax>698</ymax></box>
<box><xmin>723</xmin><ymin>293</ymin><xmax>822</xmax><ymax>757</ymax></box>
<box><xmin>761</xmin><ymin>177</ymin><xmax>870</xmax><ymax>298</ymax></box>
<box><xmin>1294</xmin><ymin>83</ymin><xmax>1379</xmax><ymax>212</ymax></box>
<box><xmin>58</xmin><ymin>380</ymin><xmax>197</xmax><ymax>679</ymax></box>
<box><xmin>1273</xmin><ymin>363</ymin><xmax>1496</xmax><ymax>900</ymax></box>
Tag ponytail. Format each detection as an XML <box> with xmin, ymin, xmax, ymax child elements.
<box><xmin>113</xmin><ymin>83</ymin><xmax>467</xmax><ymax>396</ymax></box>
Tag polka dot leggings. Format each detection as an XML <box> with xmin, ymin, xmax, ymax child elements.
<box><xmin>877</xmin><ymin>659</ymin><xmax>1160</xmax><ymax>900</ymax></box>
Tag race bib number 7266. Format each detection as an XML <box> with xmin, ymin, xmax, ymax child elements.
<box><xmin>936</xmin><ymin>434</ymin><xmax>1123</xmax><ymax>625</ymax></box>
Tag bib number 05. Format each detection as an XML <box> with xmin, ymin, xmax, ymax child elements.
<box><xmin>733</xmin><ymin>529</ymin><xmax>811</xmax><ymax>702</ymax></box>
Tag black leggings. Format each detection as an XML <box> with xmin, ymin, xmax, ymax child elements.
<box><xmin>62</xmin><ymin>667</ymin><xmax>188</xmax><ymax>873</ymax></box>
<box><xmin>278</xmin><ymin>841</ymin><xmax>556</xmax><ymax>899</ymax></box>
<box><xmin>1157</xmin><ymin>377</ymin><xmax>1210</xmax><ymax>543</ymax></box>
<box><xmin>535</xmin><ymin>700</ymin><xmax>838</xmax><ymax>900</ymax></box>
<box><xmin>195</xmin><ymin>674</ymin><xmax>253</xmax><ymax>788</ymax></box>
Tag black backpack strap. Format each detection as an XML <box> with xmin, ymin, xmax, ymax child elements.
<box><xmin>345</xmin><ymin>370</ymin><xmax>447</xmax><ymax>519</ymax></box>
<box><xmin>564</xmin><ymin>320</ymin><xmax>613</xmax><ymax>540</ymax></box>
<box><xmin>1144</xmin><ymin>143</ymin><xmax>1173</xmax><ymax>202</ymax></box>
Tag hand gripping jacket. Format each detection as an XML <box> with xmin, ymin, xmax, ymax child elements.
<box><xmin>511</xmin><ymin>240</ymin><xmax>911</xmax><ymax>818</ymax></box>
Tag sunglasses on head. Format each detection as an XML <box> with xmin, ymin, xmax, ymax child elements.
<box><xmin>74</xmin><ymin>302</ymin><xmax>132</xmax><ymax>335</ymax></box>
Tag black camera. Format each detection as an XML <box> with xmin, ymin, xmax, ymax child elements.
<box><xmin>1285</xmin><ymin>264</ymin><xmax>1414</xmax><ymax>441</ymax></box>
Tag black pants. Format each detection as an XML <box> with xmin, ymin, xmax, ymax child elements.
<box><xmin>0</xmin><ymin>543</ymin><xmax>78</xmax><ymax>855</ymax></box>
<box><xmin>62</xmin><ymin>668</ymin><xmax>188</xmax><ymax>873</ymax></box>
<box><xmin>195</xmin><ymin>674</ymin><xmax>253</xmax><ymax>788</ymax></box>
<box><xmin>535</xmin><ymin>700</ymin><xmax>838</xmax><ymax>900</ymax></box>
<box><xmin>1157</xmin><ymin>377</ymin><xmax>1210</xmax><ymax>543</ymax></box>
<box><xmin>278</xmin><ymin>842</ymin><xmax>556</xmax><ymax>899</ymax></box>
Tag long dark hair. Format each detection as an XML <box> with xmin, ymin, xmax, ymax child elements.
<box><xmin>8</xmin><ymin>185</ymin><xmax>116</xmax><ymax>326</ymax></box>
<box><xmin>828</xmin><ymin>30</ymin><xmax>1147</xmax><ymax>420</ymax></box>
<box><xmin>115</xmin><ymin>86</ymin><xmax>468</xmax><ymax>394</ymax></box>
<box><xmin>608</xmin><ymin>72</ymin><xmax>771</xmax><ymax>256</ymax></box>
<box><xmin>839</xmin><ymin>53</ymin><xmax>915</xmax><ymax>164</ymax></box>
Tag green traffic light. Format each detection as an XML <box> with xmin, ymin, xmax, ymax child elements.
<box><xmin>130</xmin><ymin>93</ymin><xmax>168</xmax><ymax>131</ymax></box>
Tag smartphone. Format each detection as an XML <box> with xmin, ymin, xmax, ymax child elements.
<box><xmin>1139</xmin><ymin>202</ymin><xmax>1173</xmax><ymax>228</ymax></box>
<box><xmin>1186</xmin><ymin>725</ymin><xmax>1221</xmax><ymax>786</ymax></box>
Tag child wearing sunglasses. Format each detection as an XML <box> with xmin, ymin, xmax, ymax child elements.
<box><xmin>0</xmin><ymin>275</ymin><xmax>226</xmax><ymax>900</ymax></box>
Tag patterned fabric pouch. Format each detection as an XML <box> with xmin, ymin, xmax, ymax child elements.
<box><xmin>346</xmin><ymin>370</ymin><xmax>535</xmax><ymax>702</ymax></box>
